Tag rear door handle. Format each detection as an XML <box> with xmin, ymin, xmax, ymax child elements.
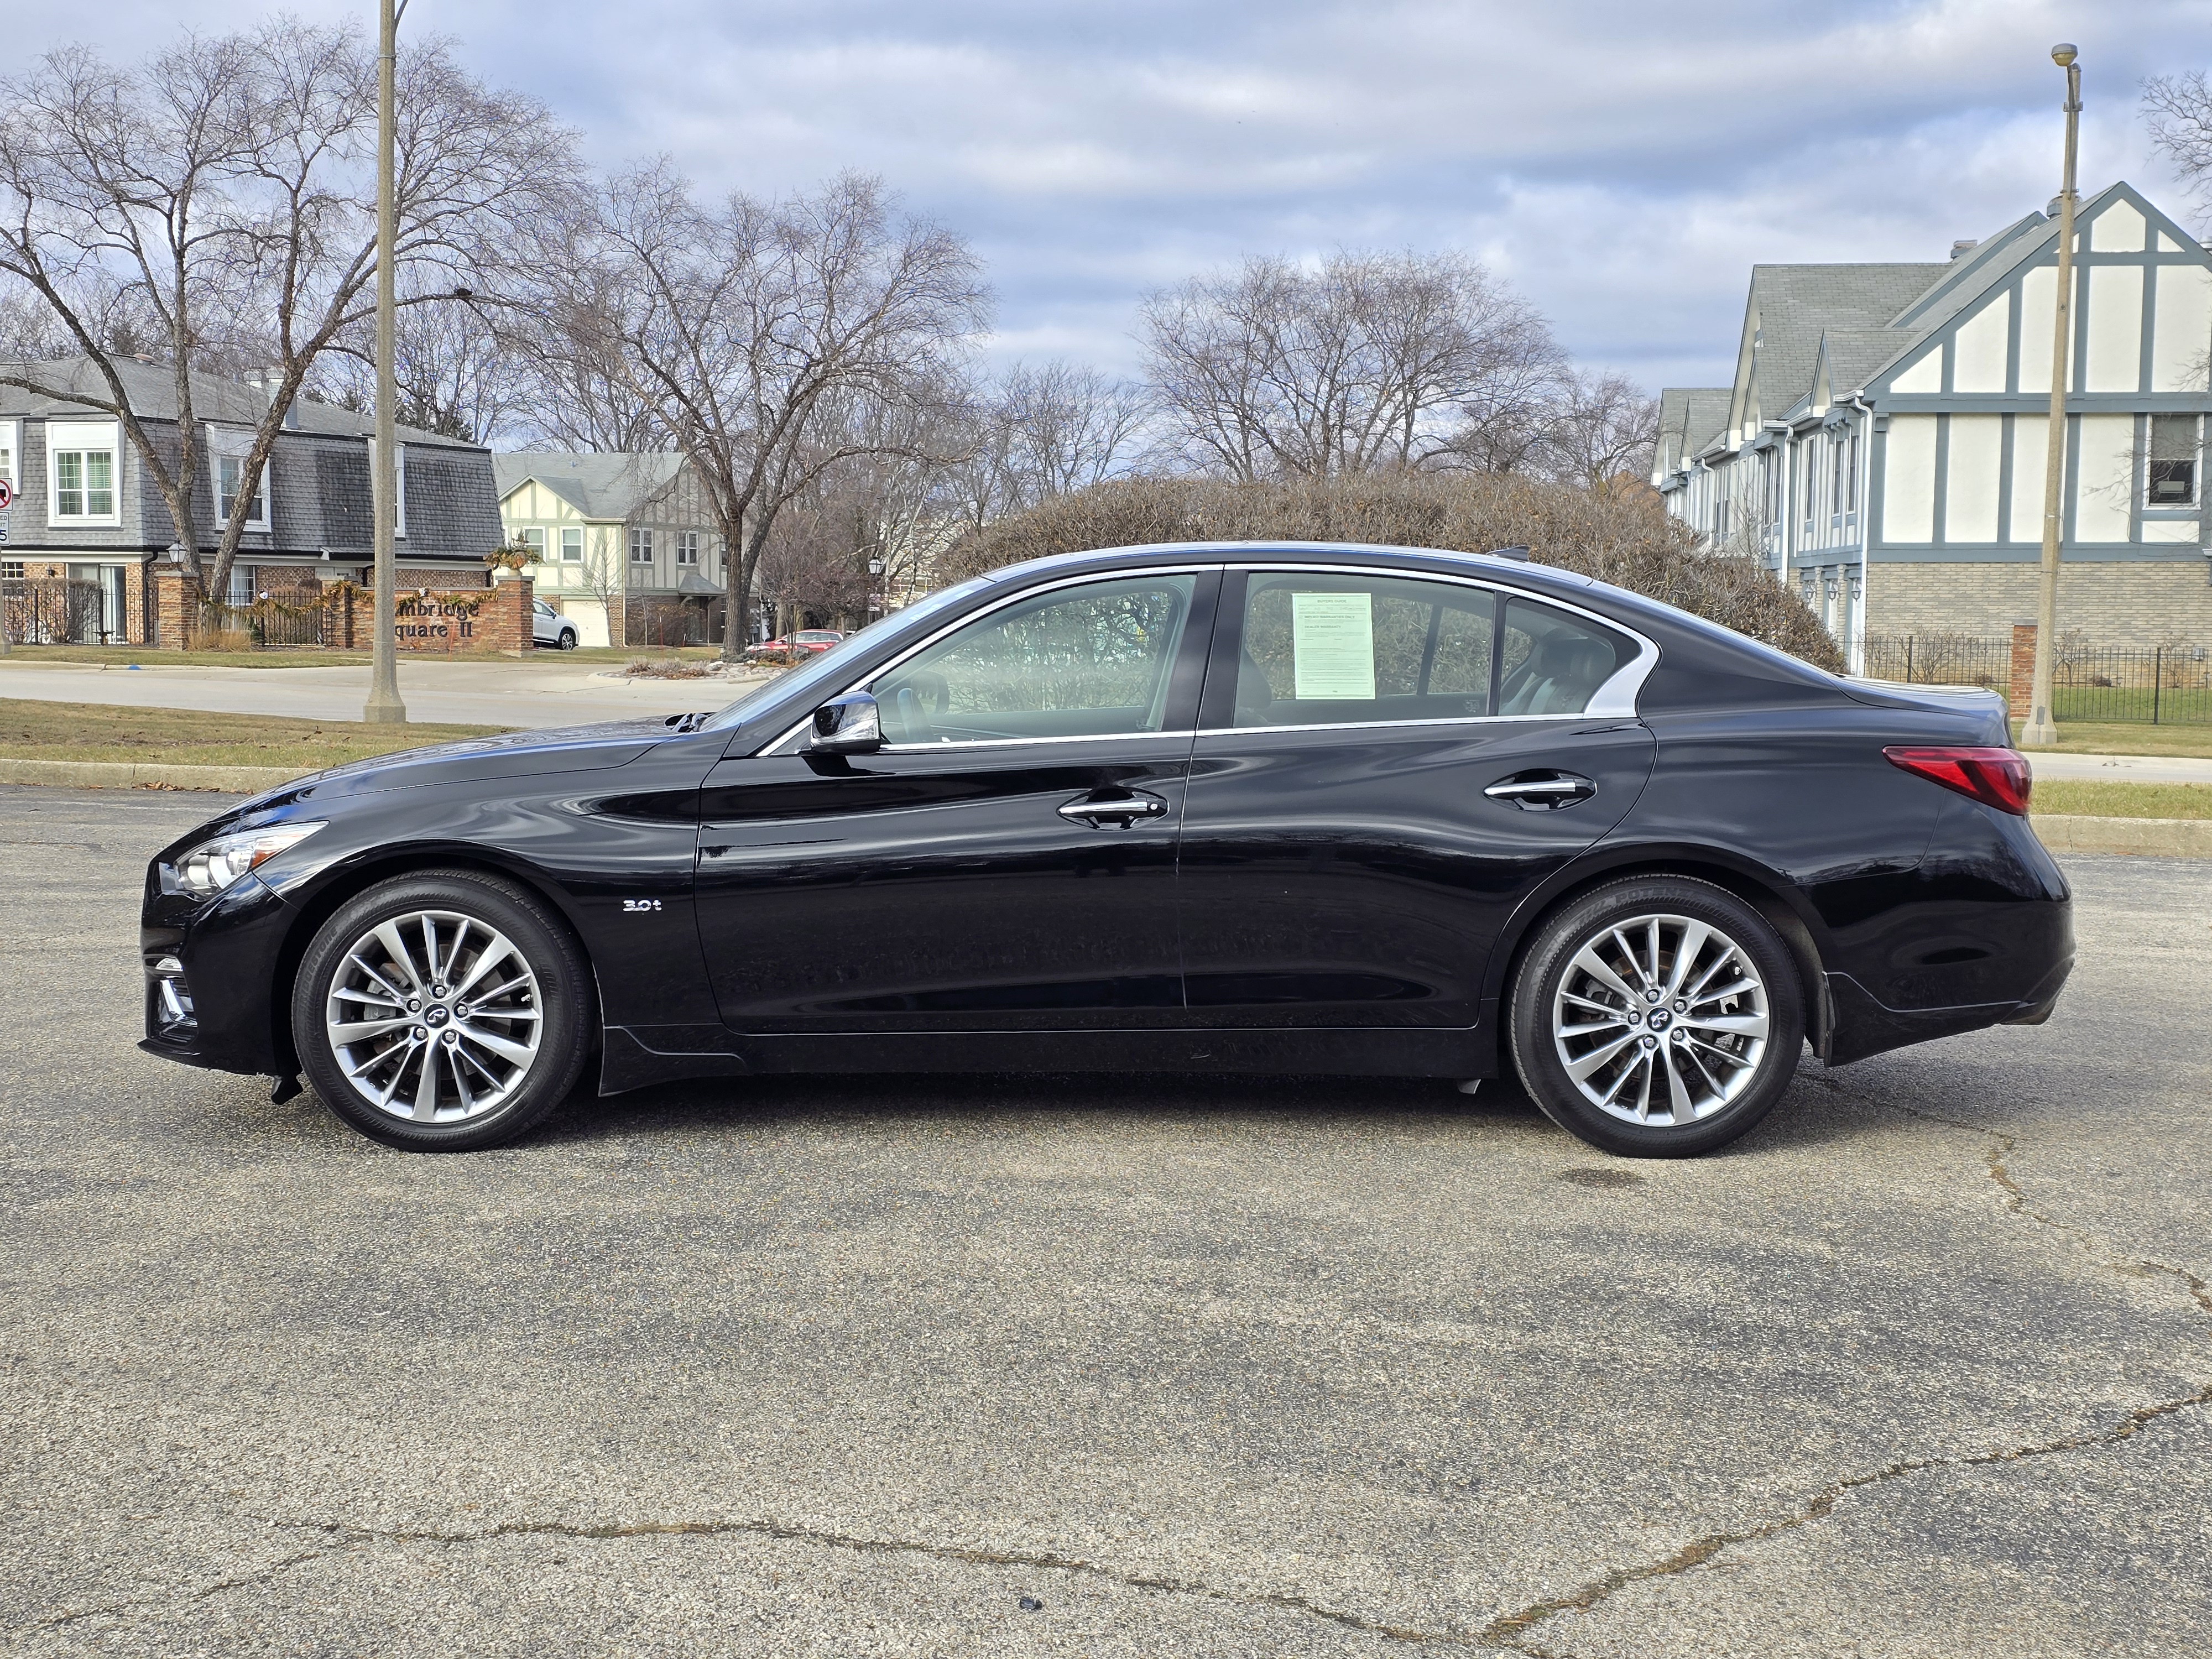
<box><xmin>1485</xmin><ymin>771</ymin><xmax>1597</xmax><ymax>808</ymax></box>
<box><xmin>1058</xmin><ymin>792</ymin><xmax>1170</xmax><ymax>826</ymax></box>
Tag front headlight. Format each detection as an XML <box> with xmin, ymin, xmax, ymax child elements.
<box><xmin>165</xmin><ymin>822</ymin><xmax>326</xmax><ymax>900</ymax></box>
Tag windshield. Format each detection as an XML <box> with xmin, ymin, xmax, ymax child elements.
<box><xmin>700</xmin><ymin>576</ymin><xmax>997</xmax><ymax>730</ymax></box>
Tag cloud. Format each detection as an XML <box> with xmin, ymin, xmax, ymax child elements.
<box><xmin>12</xmin><ymin>0</ymin><xmax>2208</xmax><ymax>389</ymax></box>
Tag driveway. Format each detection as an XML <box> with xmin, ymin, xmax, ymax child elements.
<box><xmin>0</xmin><ymin>658</ymin><xmax>755</xmax><ymax>728</ymax></box>
<box><xmin>3</xmin><ymin>785</ymin><xmax>2206</xmax><ymax>1656</ymax></box>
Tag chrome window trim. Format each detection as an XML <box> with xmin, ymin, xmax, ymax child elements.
<box><xmin>757</xmin><ymin>557</ymin><xmax>1658</xmax><ymax>755</ymax></box>
<box><xmin>759</xmin><ymin>565</ymin><xmax>1217</xmax><ymax>756</ymax></box>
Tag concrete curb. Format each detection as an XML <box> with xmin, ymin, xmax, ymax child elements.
<box><xmin>0</xmin><ymin>758</ymin><xmax>304</xmax><ymax>793</ymax></box>
<box><xmin>2032</xmin><ymin>814</ymin><xmax>2212</xmax><ymax>857</ymax></box>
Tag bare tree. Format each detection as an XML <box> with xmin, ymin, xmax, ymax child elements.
<box><xmin>1139</xmin><ymin>249</ymin><xmax>1562</xmax><ymax>478</ymax></box>
<box><xmin>2145</xmin><ymin>71</ymin><xmax>2212</xmax><ymax>219</ymax></box>
<box><xmin>1532</xmin><ymin>368</ymin><xmax>1660</xmax><ymax>489</ymax></box>
<box><xmin>0</xmin><ymin>21</ymin><xmax>576</xmax><ymax>594</ymax></box>
<box><xmin>316</xmin><ymin>289</ymin><xmax>525</xmax><ymax>443</ymax></box>
<box><xmin>557</xmin><ymin>166</ymin><xmax>989</xmax><ymax>659</ymax></box>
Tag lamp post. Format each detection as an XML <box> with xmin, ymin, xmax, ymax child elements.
<box><xmin>362</xmin><ymin>0</ymin><xmax>407</xmax><ymax>724</ymax></box>
<box><xmin>2021</xmin><ymin>43</ymin><xmax>2081</xmax><ymax>750</ymax></box>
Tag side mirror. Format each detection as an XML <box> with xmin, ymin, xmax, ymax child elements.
<box><xmin>809</xmin><ymin>691</ymin><xmax>883</xmax><ymax>753</ymax></box>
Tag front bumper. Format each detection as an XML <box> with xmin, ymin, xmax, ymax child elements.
<box><xmin>139</xmin><ymin>869</ymin><xmax>296</xmax><ymax>1077</ymax></box>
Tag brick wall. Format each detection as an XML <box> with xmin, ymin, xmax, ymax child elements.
<box><xmin>122</xmin><ymin>560</ymin><xmax>149</xmax><ymax>644</ymax></box>
<box><xmin>150</xmin><ymin>567</ymin><xmax>202</xmax><ymax>648</ymax></box>
<box><xmin>344</xmin><ymin>575</ymin><xmax>529</xmax><ymax>655</ymax></box>
<box><xmin>1871</xmin><ymin>560</ymin><xmax>2212</xmax><ymax>645</ymax></box>
<box><xmin>2010</xmin><ymin>624</ymin><xmax>2036</xmax><ymax>717</ymax></box>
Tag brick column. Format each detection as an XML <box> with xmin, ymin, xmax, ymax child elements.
<box><xmin>150</xmin><ymin>567</ymin><xmax>203</xmax><ymax>650</ymax></box>
<box><xmin>2008</xmin><ymin>623</ymin><xmax>2036</xmax><ymax>719</ymax></box>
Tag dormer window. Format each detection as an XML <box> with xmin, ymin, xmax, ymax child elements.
<box><xmin>2147</xmin><ymin>414</ymin><xmax>2200</xmax><ymax>508</ymax></box>
<box><xmin>47</xmin><ymin>421</ymin><xmax>121</xmax><ymax>526</ymax></box>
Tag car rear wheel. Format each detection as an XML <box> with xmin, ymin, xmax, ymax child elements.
<box><xmin>291</xmin><ymin>870</ymin><xmax>592</xmax><ymax>1151</ymax></box>
<box><xmin>1508</xmin><ymin>877</ymin><xmax>1804</xmax><ymax>1157</ymax></box>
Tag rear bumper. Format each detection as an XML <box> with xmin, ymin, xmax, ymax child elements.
<box><xmin>1824</xmin><ymin>952</ymin><xmax>2073</xmax><ymax>1066</ymax></box>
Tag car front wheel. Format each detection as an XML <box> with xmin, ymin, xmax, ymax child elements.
<box><xmin>557</xmin><ymin>629</ymin><xmax>577</xmax><ymax>650</ymax></box>
<box><xmin>1509</xmin><ymin>876</ymin><xmax>1804</xmax><ymax>1158</ymax></box>
<box><xmin>291</xmin><ymin>869</ymin><xmax>593</xmax><ymax>1151</ymax></box>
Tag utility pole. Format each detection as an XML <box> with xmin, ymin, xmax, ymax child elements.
<box><xmin>2021</xmin><ymin>43</ymin><xmax>2081</xmax><ymax>749</ymax></box>
<box><xmin>363</xmin><ymin>0</ymin><xmax>408</xmax><ymax>723</ymax></box>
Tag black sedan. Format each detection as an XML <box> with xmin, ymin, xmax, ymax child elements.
<box><xmin>140</xmin><ymin>542</ymin><xmax>2072</xmax><ymax>1157</ymax></box>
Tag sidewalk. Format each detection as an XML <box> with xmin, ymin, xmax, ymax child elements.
<box><xmin>0</xmin><ymin>658</ymin><xmax>763</xmax><ymax>729</ymax></box>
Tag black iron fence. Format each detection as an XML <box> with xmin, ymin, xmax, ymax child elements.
<box><xmin>1860</xmin><ymin>633</ymin><xmax>2011</xmax><ymax>691</ymax></box>
<box><xmin>1</xmin><ymin>577</ymin><xmax>106</xmax><ymax>645</ymax></box>
<box><xmin>1860</xmin><ymin>633</ymin><xmax>2212</xmax><ymax>724</ymax></box>
<box><xmin>192</xmin><ymin>596</ymin><xmax>331</xmax><ymax>649</ymax></box>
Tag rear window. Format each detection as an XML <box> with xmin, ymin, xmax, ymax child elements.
<box><xmin>1232</xmin><ymin>573</ymin><xmax>1631</xmax><ymax>727</ymax></box>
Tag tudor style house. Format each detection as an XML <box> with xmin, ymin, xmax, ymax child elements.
<box><xmin>493</xmin><ymin>453</ymin><xmax>733</xmax><ymax>648</ymax></box>
<box><xmin>1655</xmin><ymin>182</ymin><xmax>2212</xmax><ymax>665</ymax></box>
<box><xmin>0</xmin><ymin>356</ymin><xmax>503</xmax><ymax>643</ymax></box>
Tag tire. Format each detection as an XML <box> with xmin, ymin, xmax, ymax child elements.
<box><xmin>558</xmin><ymin>630</ymin><xmax>577</xmax><ymax>650</ymax></box>
<box><xmin>291</xmin><ymin>869</ymin><xmax>593</xmax><ymax>1151</ymax></box>
<box><xmin>1508</xmin><ymin>876</ymin><xmax>1804</xmax><ymax>1158</ymax></box>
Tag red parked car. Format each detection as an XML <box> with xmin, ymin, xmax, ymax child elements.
<box><xmin>745</xmin><ymin>629</ymin><xmax>844</xmax><ymax>662</ymax></box>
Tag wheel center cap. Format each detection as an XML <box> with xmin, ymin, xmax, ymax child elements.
<box><xmin>1646</xmin><ymin>1008</ymin><xmax>1673</xmax><ymax>1032</ymax></box>
<box><xmin>425</xmin><ymin>1005</ymin><xmax>451</xmax><ymax>1029</ymax></box>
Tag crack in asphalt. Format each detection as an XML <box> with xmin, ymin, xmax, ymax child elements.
<box><xmin>206</xmin><ymin>1514</ymin><xmax>1472</xmax><ymax>1647</ymax></box>
<box><xmin>1478</xmin><ymin>1083</ymin><xmax>2212</xmax><ymax>1654</ymax></box>
<box><xmin>1477</xmin><ymin>1383</ymin><xmax>2212</xmax><ymax>1652</ymax></box>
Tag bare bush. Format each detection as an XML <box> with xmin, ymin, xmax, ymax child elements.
<box><xmin>940</xmin><ymin>472</ymin><xmax>1843</xmax><ymax>671</ymax></box>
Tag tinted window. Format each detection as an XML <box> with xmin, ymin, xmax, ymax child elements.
<box><xmin>1233</xmin><ymin>573</ymin><xmax>1495</xmax><ymax>728</ymax></box>
<box><xmin>1496</xmin><ymin>597</ymin><xmax>1631</xmax><ymax>716</ymax></box>
<box><xmin>874</xmin><ymin>573</ymin><xmax>1198</xmax><ymax>744</ymax></box>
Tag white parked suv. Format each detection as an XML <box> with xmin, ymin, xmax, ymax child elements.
<box><xmin>531</xmin><ymin>598</ymin><xmax>578</xmax><ymax>650</ymax></box>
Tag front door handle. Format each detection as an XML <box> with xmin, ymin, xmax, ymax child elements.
<box><xmin>1485</xmin><ymin>770</ymin><xmax>1597</xmax><ymax>809</ymax></box>
<box><xmin>1058</xmin><ymin>791</ymin><xmax>1170</xmax><ymax>827</ymax></box>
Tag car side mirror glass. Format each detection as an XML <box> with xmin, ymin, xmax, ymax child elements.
<box><xmin>810</xmin><ymin>691</ymin><xmax>882</xmax><ymax>753</ymax></box>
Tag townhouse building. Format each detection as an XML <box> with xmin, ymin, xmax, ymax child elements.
<box><xmin>493</xmin><ymin>453</ymin><xmax>732</xmax><ymax>648</ymax></box>
<box><xmin>0</xmin><ymin>356</ymin><xmax>502</xmax><ymax>643</ymax></box>
<box><xmin>1655</xmin><ymin>182</ymin><xmax>2212</xmax><ymax>666</ymax></box>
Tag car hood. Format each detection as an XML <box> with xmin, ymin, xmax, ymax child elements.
<box><xmin>243</xmin><ymin>716</ymin><xmax>693</xmax><ymax>807</ymax></box>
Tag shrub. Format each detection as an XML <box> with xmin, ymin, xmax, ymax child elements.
<box><xmin>939</xmin><ymin>473</ymin><xmax>1846</xmax><ymax>672</ymax></box>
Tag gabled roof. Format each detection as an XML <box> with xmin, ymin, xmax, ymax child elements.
<box><xmin>0</xmin><ymin>354</ymin><xmax>482</xmax><ymax>447</ymax></box>
<box><xmin>1736</xmin><ymin>262</ymin><xmax>1947</xmax><ymax>429</ymax></box>
<box><xmin>1653</xmin><ymin>387</ymin><xmax>1732</xmax><ymax>478</ymax></box>
<box><xmin>493</xmin><ymin>451</ymin><xmax>687</xmax><ymax>521</ymax></box>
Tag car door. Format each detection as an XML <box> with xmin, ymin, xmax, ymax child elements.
<box><xmin>694</xmin><ymin>568</ymin><xmax>1218</xmax><ymax>1037</ymax></box>
<box><xmin>1174</xmin><ymin>566</ymin><xmax>1657</xmax><ymax>1031</ymax></box>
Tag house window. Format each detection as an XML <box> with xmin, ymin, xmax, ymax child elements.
<box><xmin>366</xmin><ymin>437</ymin><xmax>407</xmax><ymax>538</ymax></box>
<box><xmin>48</xmin><ymin>421</ymin><xmax>121</xmax><ymax>525</ymax></box>
<box><xmin>559</xmin><ymin>527</ymin><xmax>582</xmax><ymax>562</ymax></box>
<box><xmin>630</xmin><ymin>527</ymin><xmax>654</xmax><ymax>564</ymax></box>
<box><xmin>0</xmin><ymin>420</ymin><xmax>16</xmax><ymax>494</ymax></box>
<box><xmin>676</xmin><ymin>531</ymin><xmax>699</xmax><ymax>566</ymax></box>
<box><xmin>215</xmin><ymin>453</ymin><xmax>269</xmax><ymax>529</ymax></box>
<box><xmin>519</xmin><ymin>527</ymin><xmax>546</xmax><ymax>561</ymax></box>
<box><xmin>2148</xmin><ymin>414</ymin><xmax>2200</xmax><ymax>508</ymax></box>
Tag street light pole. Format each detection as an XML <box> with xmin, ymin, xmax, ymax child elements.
<box><xmin>362</xmin><ymin>0</ymin><xmax>407</xmax><ymax>724</ymax></box>
<box><xmin>2021</xmin><ymin>43</ymin><xmax>2081</xmax><ymax>750</ymax></box>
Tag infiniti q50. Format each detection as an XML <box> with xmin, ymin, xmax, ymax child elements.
<box><xmin>140</xmin><ymin>542</ymin><xmax>2072</xmax><ymax>1157</ymax></box>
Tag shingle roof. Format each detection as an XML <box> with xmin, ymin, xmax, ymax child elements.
<box><xmin>1818</xmin><ymin>326</ymin><xmax>1929</xmax><ymax>400</ymax></box>
<box><xmin>0</xmin><ymin>354</ymin><xmax>482</xmax><ymax>448</ymax></box>
<box><xmin>1745</xmin><ymin>263</ymin><xmax>1947</xmax><ymax>420</ymax></box>
<box><xmin>1654</xmin><ymin>387</ymin><xmax>1733</xmax><ymax>476</ymax></box>
<box><xmin>492</xmin><ymin>451</ymin><xmax>686</xmax><ymax>520</ymax></box>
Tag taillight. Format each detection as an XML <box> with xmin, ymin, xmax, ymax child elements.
<box><xmin>1882</xmin><ymin>746</ymin><xmax>2032</xmax><ymax>816</ymax></box>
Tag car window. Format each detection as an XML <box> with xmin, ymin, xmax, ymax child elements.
<box><xmin>1233</xmin><ymin>572</ymin><xmax>1496</xmax><ymax>728</ymax></box>
<box><xmin>873</xmin><ymin>573</ymin><xmax>1198</xmax><ymax>744</ymax></box>
<box><xmin>1496</xmin><ymin>597</ymin><xmax>1632</xmax><ymax>717</ymax></box>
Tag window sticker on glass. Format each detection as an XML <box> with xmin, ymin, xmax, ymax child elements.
<box><xmin>1290</xmin><ymin>592</ymin><xmax>1375</xmax><ymax>700</ymax></box>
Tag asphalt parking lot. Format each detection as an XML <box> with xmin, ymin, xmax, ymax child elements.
<box><xmin>4</xmin><ymin>784</ymin><xmax>2208</xmax><ymax>1657</ymax></box>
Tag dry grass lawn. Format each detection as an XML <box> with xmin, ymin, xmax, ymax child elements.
<box><xmin>2011</xmin><ymin>721</ymin><xmax>2212</xmax><ymax>758</ymax></box>
<box><xmin>2032</xmin><ymin>780</ymin><xmax>2212</xmax><ymax>820</ymax></box>
<box><xmin>0</xmin><ymin>700</ymin><xmax>505</xmax><ymax>769</ymax></box>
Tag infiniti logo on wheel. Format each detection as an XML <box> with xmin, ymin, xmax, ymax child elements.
<box><xmin>425</xmin><ymin>1005</ymin><xmax>451</xmax><ymax>1028</ymax></box>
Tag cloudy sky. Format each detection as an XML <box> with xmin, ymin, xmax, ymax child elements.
<box><xmin>18</xmin><ymin>0</ymin><xmax>2211</xmax><ymax>393</ymax></box>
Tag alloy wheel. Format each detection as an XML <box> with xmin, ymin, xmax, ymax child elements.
<box><xmin>1550</xmin><ymin>912</ymin><xmax>1771</xmax><ymax>1127</ymax></box>
<box><xmin>323</xmin><ymin>909</ymin><xmax>543</xmax><ymax>1123</ymax></box>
